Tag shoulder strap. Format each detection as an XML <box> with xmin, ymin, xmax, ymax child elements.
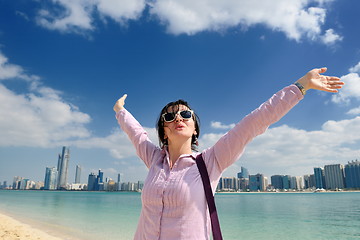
<box><xmin>195</xmin><ymin>153</ymin><xmax>223</xmax><ymax>240</ymax></box>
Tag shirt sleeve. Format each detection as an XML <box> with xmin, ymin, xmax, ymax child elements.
<box><xmin>204</xmin><ymin>84</ymin><xmax>304</xmax><ymax>177</ymax></box>
<box><xmin>115</xmin><ymin>109</ymin><xmax>160</xmax><ymax>169</ymax></box>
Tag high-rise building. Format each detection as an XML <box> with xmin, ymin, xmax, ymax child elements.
<box><xmin>282</xmin><ymin>175</ymin><xmax>291</xmax><ymax>189</ymax></box>
<box><xmin>75</xmin><ymin>165</ymin><xmax>81</xmax><ymax>184</ymax></box>
<box><xmin>249</xmin><ymin>174</ymin><xmax>265</xmax><ymax>191</ymax></box>
<box><xmin>57</xmin><ymin>146</ymin><xmax>70</xmax><ymax>190</ymax></box>
<box><xmin>12</xmin><ymin>176</ymin><xmax>23</xmax><ymax>190</ymax></box>
<box><xmin>303</xmin><ymin>174</ymin><xmax>316</xmax><ymax>189</ymax></box>
<box><xmin>87</xmin><ymin>173</ymin><xmax>97</xmax><ymax>191</ymax></box>
<box><xmin>314</xmin><ymin>167</ymin><xmax>326</xmax><ymax>189</ymax></box>
<box><xmin>96</xmin><ymin>169</ymin><xmax>104</xmax><ymax>191</ymax></box>
<box><xmin>345</xmin><ymin>160</ymin><xmax>360</xmax><ymax>189</ymax></box>
<box><xmin>271</xmin><ymin>175</ymin><xmax>284</xmax><ymax>189</ymax></box>
<box><xmin>237</xmin><ymin>167</ymin><xmax>249</xmax><ymax>179</ymax></box>
<box><xmin>324</xmin><ymin>164</ymin><xmax>345</xmax><ymax>190</ymax></box>
<box><xmin>44</xmin><ymin>167</ymin><xmax>58</xmax><ymax>190</ymax></box>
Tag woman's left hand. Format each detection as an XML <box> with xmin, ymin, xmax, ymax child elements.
<box><xmin>296</xmin><ymin>67</ymin><xmax>344</xmax><ymax>93</ymax></box>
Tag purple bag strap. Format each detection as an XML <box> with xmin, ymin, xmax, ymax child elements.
<box><xmin>195</xmin><ymin>153</ymin><xmax>223</xmax><ymax>240</ymax></box>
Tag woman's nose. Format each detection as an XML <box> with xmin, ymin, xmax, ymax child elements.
<box><xmin>174</xmin><ymin>113</ymin><xmax>183</xmax><ymax>122</ymax></box>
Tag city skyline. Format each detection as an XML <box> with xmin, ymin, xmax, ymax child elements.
<box><xmin>3</xmin><ymin>145</ymin><xmax>359</xmax><ymax>190</ymax></box>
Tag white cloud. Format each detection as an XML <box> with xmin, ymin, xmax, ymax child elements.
<box><xmin>34</xmin><ymin>0</ymin><xmax>341</xmax><ymax>44</ymax></box>
<box><xmin>0</xmin><ymin>83</ymin><xmax>91</xmax><ymax>147</ymax></box>
<box><xmin>96</xmin><ymin>0</ymin><xmax>146</xmax><ymax>23</ymax></box>
<box><xmin>321</xmin><ymin>28</ymin><xmax>343</xmax><ymax>45</ymax></box>
<box><xmin>331</xmin><ymin>72</ymin><xmax>360</xmax><ymax>104</ymax></box>
<box><xmin>211</xmin><ymin>121</ymin><xmax>235</xmax><ymax>130</ymax></box>
<box><xmin>349</xmin><ymin>61</ymin><xmax>360</xmax><ymax>73</ymax></box>
<box><xmin>149</xmin><ymin>0</ymin><xmax>340</xmax><ymax>44</ymax></box>
<box><xmin>36</xmin><ymin>0</ymin><xmax>146</xmax><ymax>34</ymax></box>
<box><xmin>0</xmin><ymin>52</ymin><xmax>39</xmax><ymax>81</ymax></box>
<box><xmin>347</xmin><ymin>107</ymin><xmax>360</xmax><ymax>115</ymax></box>
<box><xmin>0</xmin><ymin>51</ymin><xmax>91</xmax><ymax>147</ymax></box>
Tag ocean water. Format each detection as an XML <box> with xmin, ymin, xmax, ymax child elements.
<box><xmin>0</xmin><ymin>190</ymin><xmax>359</xmax><ymax>240</ymax></box>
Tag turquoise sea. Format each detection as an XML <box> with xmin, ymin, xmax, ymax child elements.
<box><xmin>0</xmin><ymin>190</ymin><xmax>359</xmax><ymax>240</ymax></box>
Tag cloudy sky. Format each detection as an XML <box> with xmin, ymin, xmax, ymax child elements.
<box><xmin>1</xmin><ymin>0</ymin><xmax>360</xmax><ymax>185</ymax></box>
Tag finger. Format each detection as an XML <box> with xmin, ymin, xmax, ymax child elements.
<box><xmin>120</xmin><ymin>94</ymin><xmax>127</xmax><ymax>101</ymax></box>
<box><xmin>318</xmin><ymin>67</ymin><xmax>327</xmax><ymax>74</ymax></box>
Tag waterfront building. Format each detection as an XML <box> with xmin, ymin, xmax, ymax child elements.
<box><xmin>249</xmin><ymin>174</ymin><xmax>265</xmax><ymax>191</ymax></box>
<box><xmin>324</xmin><ymin>164</ymin><xmax>345</xmax><ymax>190</ymax></box>
<box><xmin>70</xmin><ymin>183</ymin><xmax>86</xmax><ymax>191</ymax></box>
<box><xmin>238</xmin><ymin>178</ymin><xmax>249</xmax><ymax>191</ymax></box>
<box><xmin>303</xmin><ymin>174</ymin><xmax>316</xmax><ymax>189</ymax></box>
<box><xmin>19</xmin><ymin>179</ymin><xmax>30</xmax><ymax>190</ymax></box>
<box><xmin>105</xmin><ymin>180</ymin><xmax>116</xmax><ymax>191</ymax></box>
<box><xmin>96</xmin><ymin>169</ymin><xmax>104</xmax><ymax>191</ymax></box>
<box><xmin>271</xmin><ymin>175</ymin><xmax>284</xmax><ymax>189</ymax></box>
<box><xmin>57</xmin><ymin>146</ymin><xmax>70</xmax><ymax>190</ymax></box>
<box><xmin>237</xmin><ymin>167</ymin><xmax>249</xmax><ymax>179</ymax></box>
<box><xmin>314</xmin><ymin>167</ymin><xmax>326</xmax><ymax>189</ymax></box>
<box><xmin>44</xmin><ymin>167</ymin><xmax>58</xmax><ymax>190</ymax></box>
<box><xmin>282</xmin><ymin>175</ymin><xmax>291</xmax><ymax>190</ymax></box>
<box><xmin>75</xmin><ymin>165</ymin><xmax>81</xmax><ymax>184</ymax></box>
<box><xmin>345</xmin><ymin>160</ymin><xmax>360</xmax><ymax>189</ymax></box>
<box><xmin>87</xmin><ymin>173</ymin><xmax>97</xmax><ymax>191</ymax></box>
<box><xmin>138</xmin><ymin>181</ymin><xmax>144</xmax><ymax>191</ymax></box>
<box><xmin>1</xmin><ymin>181</ymin><xmax>7</xmax><ymax>189</ymax></box>
<box><xmin>12</xmin><ymin>176</ymin><xmax>23</xmax><ymax>190</ymax></box>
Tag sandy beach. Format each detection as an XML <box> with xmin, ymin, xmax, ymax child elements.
<box><xmin>0</xmin><ymin>212</ymin><xmax>62</xmax><ymax>240</ymax></box>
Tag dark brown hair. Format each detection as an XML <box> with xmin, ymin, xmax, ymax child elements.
<box><xmin>156</xmin><ymin>99</ymin><xmax>200</xmax><ymax>151</ymax></box>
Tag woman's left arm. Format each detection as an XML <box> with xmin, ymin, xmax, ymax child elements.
<box><xmin>206</xmin><ymin>67</ymin><xmax>344</xmax><ymax>173</ymax></box>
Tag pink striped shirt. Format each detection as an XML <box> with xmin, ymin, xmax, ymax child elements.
<box><xmin>116</xmin><ymin>85</ymin><xmax>303</xmax><ymax>239</ymax></box>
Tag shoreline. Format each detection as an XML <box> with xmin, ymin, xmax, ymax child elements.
<box><xmin>0</xmin><ymin>212</ymin><xmax>63</xmax><ymax>240</ymax></box>
<box><xmin>0</xmin><ymin>211</ymin><xmax>85</xmax><ymax>240</ymax></box>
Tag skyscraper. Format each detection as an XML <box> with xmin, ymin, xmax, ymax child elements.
<box><xmin>57</xmin><ymin>146</ymin><xmax>70</xmax><ymax>190</ymax></box>
<box><xmin>249</xmin><ymin>173</ymin><xmax>265</xmax><ymax>191</ymax></box>
<box><xmin>44</xmin><ymin>167</ymin><xmax>57</xmax><ymax>190</ymax></box>
<box><xmin>282</xmin><ymin>175</ymin><xmax>291</xmax><ymax>190</ymax></box>
<box><xmin>237</xmin><ymin>167</ymin><xmax>249</xmax><ymax>179</ymax></box>
<box><xmin>324</xmin><ymin>164</ymin><xmax>345</xmax><ymax>190</ymax></box>
<box><xmin>271</xmin><ymin>175</ymin><xmax>284</xmax><ymax>189</ymax></box>
<box><xmin>345</xmin><ymin>160</ymin><xmax>360</xmax><ymax>188</ymax></box>
<box><xmin>314</xmin><ymin>167</ymin><xmax>326</xmax><ymax>189</ymax></box>
<box><xmin>87</xmin><ymin>173</ymin><xmax>97</xmax><ymax>191</ymax></box>
<box><xmin>75</xmin><ymin>165</ymin><xmax>81</xmax><ymax>184</ymax></box>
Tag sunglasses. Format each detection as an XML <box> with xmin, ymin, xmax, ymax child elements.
<box><xmin>162</xmin><ymin>110</ymin><xmax>194</xmax><ymax>123</ymax></box>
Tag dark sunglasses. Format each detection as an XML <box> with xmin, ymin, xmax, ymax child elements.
<box><xmin>162</xmin><ymin>110</ymin><xmax>194</xmax><ymax>123</ymax></box>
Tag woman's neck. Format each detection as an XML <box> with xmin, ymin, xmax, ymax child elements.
<box><xmin>167</xmin><ymin>139</ymin><xmax>193</xmax><ymax>168</ymax></box>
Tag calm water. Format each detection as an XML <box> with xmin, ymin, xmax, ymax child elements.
<box><xmin>0</xmin><ymin>190</ymin><xmax>359</xmax><ymax>239</ymax></box>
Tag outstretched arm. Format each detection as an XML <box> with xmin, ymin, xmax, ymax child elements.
<box><xmin>205</xmin><ymin>67</ymin><xmax>344</xmax><ymax>175</ymax></box>
<box><xmin>113</xmin><ymin>94</ymin><xmax>159</xmax><ymax>169</ymax></box>
<box><xmin>295</xmin><ymin>67</ymin><xmax>344</xmax><ymax>94</ymax></box>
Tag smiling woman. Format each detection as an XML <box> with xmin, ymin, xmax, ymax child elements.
<box><xmin>113</xmin><ymin>68</ymin><xmax>344</xmax><ymax>240</ymax></box>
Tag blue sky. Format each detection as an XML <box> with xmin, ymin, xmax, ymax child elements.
<box><xmin>1</xmin><ymin>0</ymin><xmax>360</xmax><ymax>185</ymax></box>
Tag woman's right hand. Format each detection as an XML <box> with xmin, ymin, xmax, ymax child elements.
<box><xmin>113</xmin><ymin>94</ymin><xmax>127</xmax><ymax>113</ymax></box>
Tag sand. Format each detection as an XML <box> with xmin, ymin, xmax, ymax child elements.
<box><xmin>0</xmin><ymin>212</ymin><xmax>62</xmax><ymax>240</ymax></box>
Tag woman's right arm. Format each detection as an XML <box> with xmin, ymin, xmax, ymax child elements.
<box><xmin>114</xmin><ymin>94</ymin><xmax>159</xmax><ymax>169</ymax></box>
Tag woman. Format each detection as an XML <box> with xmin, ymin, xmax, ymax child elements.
<box><xmin>113</xmin><ymin>68</ymin><xmax>343</xmax><ymax>240</ymax></box>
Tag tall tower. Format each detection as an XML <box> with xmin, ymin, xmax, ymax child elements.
<box><xmin>57</xmin><ymin>146</ymin><xmax>70</xmax><ymax>190</ymax></box>
<box><xmin>75</xmin><ymin>165</ymin><xmax>81</xmax><ymax>184</ymax></box>
<box><xmin>44</xmin><ymin>167</ymin><xmax>58</xmax><ymax>190</ymax></box>
<box><xmin>324</xmin><ymin>164</ymin><xmax>345</xmax><ymax>190</ymax></box>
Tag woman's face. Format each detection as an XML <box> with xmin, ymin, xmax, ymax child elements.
<box><xmin>163</xmin><ymin>104</ymin><xmax>196</xmax><ymax>144</ymax></box>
